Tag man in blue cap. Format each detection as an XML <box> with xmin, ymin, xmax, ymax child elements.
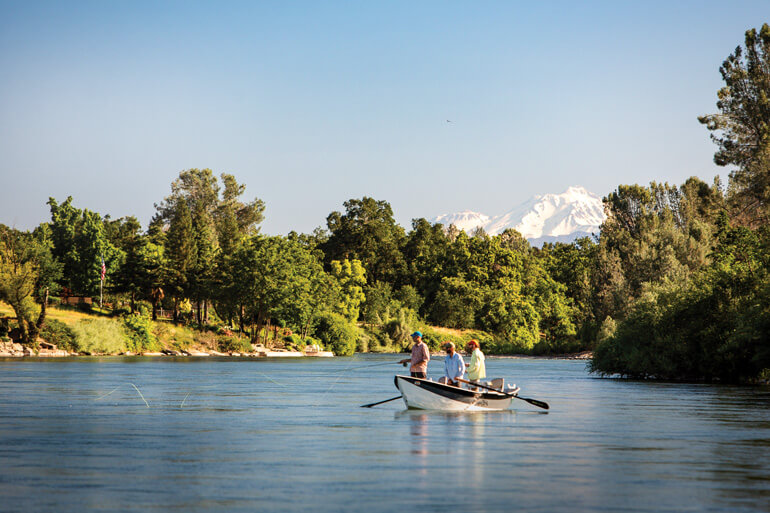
<box><xmin>399</xmin><ymin>331</ymin><xmax>430</xmax><ymax>378</ymax></box>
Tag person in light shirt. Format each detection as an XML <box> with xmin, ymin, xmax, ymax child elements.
<box><xmin>439</xmin><ymin>342</ymin><xmax>465</xmax><ymax>386</ymax></box>
<box><xmin>465</xmin><ymin>339</ymin><xmax>486</xmax><ymax>384</ymax></box>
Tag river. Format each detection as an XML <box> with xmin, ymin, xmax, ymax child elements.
<box><xmin>0</xmin><ymin>355</ymin><xmax>768</xmax><ymax>512</ymax></box>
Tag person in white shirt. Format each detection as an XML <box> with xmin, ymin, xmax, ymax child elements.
<box><xmin>439</xmin><ymin>342</ymin><xmax>465</xmax><ymax>386</ymax></box>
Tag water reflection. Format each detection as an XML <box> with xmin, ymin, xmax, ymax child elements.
<box><xmin>394</xmin><ymin>409</ymin><xmax>520</xmax><ymax>488</ymax></box>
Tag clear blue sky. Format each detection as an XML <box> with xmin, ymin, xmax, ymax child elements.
<box><xmin>1</xmin><ymin>1</ymin><xmax>767</xmax><ymax>234</ymax></box>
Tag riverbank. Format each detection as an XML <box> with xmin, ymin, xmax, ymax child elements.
<box><xmin>0</xmin><ymin>340</ymin><xmax>333</xmax><ymax>358</ymax></box>
<box><xmin>0</xmin><ymin>339</ymin><xmax>589</xmax><ymax>361</ymax></box>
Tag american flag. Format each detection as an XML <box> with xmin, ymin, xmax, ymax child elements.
<box><xmin>100</xmin><ymin>256</ymin><xmax>106</xmax><ymax>282</ymax></box>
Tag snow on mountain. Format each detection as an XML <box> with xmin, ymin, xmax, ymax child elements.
<box><xmin>432</xmin><ymin>186</ymin><xmax>606</xmax><ymax>246</ymax></box>
<box><xmin>432</xmin><ymin>211</ymin><xmax>490</xmax><ymax>232</ymax></box>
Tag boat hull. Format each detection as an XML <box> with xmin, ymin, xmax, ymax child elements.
<box><xmin>394</xmin><ymin>375</ymin><xmax>514</xmax><ymax>411</ymax></box>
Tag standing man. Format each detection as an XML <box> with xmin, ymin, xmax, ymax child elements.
<box><xmin>399</xmin><ymin>331</ymin><xmax>430</xmax><ymax>378</ymax></box>
<box><xmin>465</xmin><ymin>339</ymin><xmax>486</xmax><ymax>384</ymax></box>
<box><xmin>441</xmin><ymin>342</ymin><xmax>465</xmax><ymax>386</ymax></box>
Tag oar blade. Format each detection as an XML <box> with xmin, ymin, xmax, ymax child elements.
<box><xmin>519</xmin><ymin>396</ymin><xmax>549</xmax><ymax>410</ymax></box>
<box><xmin>361</xmin><ymin>395</ymin><xmax>402</xmax><ymax>408</ymax></box>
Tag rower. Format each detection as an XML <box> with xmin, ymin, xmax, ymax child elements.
<box><xmin>438</xmin><ymin>341</ymin><xmax>465</xmax><ymax>387</ymax></box>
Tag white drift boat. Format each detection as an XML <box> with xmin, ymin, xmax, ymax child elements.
<box><xmin>394</xmin><ymin>375</ymin><xmax>520</xmax><ymax>412</ymax></box>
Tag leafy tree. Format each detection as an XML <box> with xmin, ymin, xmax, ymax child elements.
<box><xmin>395</xmin><ymin>284</ymin><xmax>423</xmax><ymax>313</ymax></box>
<box><xmin>164</xmin><ymin>199</ymin><xmax>197</xmax><ymax>323</ymax></box>
<box><xmin>322</xmin><ymin>197</ymin><xmax>406</xmax><ymax>284</ymax></box>
<box><xmin>430</xmin><ymin>276</ymin><xmax>482</xmax><ymax>329</ymax></box>
<box><xmin>402</xmin><ymin>218</ymin><xmax>449</xmax><ymax>315</ymax></box>
<box><xmin>593</xmin><ymin>180</ymin><xmax>723</xmax><ymax>324</ymax></box>
<box><xmin>29</xmin><ymin>223</ymin><xmax>63</xmax><ymax>301</ymax></box>
<box><xmin>539</xmin><ymin>237</ymin><xmax>597</xmax><ymax>340</ymax></box>
<box><xmin>699</xmin><ymin>23</ymin><xmax>770</xmax><ymax>224</ymax></box>
<box><xmin>362</xmin><ymin>280</ymin><xmax>394</xmax><ymax>325</ymax></box>
<box><xmin>329</xmin><ymin>259</ymin><xmax>366</xmax><ymax>322</ymax></box>
<box><xmin>233</xmin><ymin>235</ymin><xmax>335</xmax><ymax>345</ymax></box>
<box><xmin>190</xmin><ymin>204</ymin><xmax>218</xmax><ymax>325</ymax></box>
<box><xmin>478</xmin><ymin>282</ymin><xmax>540</xmax><ymax>351</ymax></box>
<box><xmin>0</xmin><ymin>226</ymin><xmax>48</xmax><ymax>344</ymax></box>
<box><xmin>313</xmin><ymin>312</ymin><xmax>357</xmax><ymax>356</ymax></box>
<box><xmin>591</xmin><ymin>212</ymin><xmax>770</xmax><ymax>382</ymax></box>
<box><xmin>47</xmin><ymin>197</ymin><xmax>118</xmax><ymax>296</ymax></box>
<box><xmin>106</xmin><ymin>216</ymin><xmax>148</xmax><ymax>311</ymax></box>
<box><xmin>699</xmin><ymin>23</ymin><xmax>770</xmax><ymax>169</ymax></box>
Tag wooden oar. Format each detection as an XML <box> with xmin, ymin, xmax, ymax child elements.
<box><xmin>361</xmin><ymin>395</ymin><xmax>403</xmax><ymax>408</ymax></box>
<box><xmin>457</xmin><ymin>378</ymin><xmax>549</xmax><ymax>410</ymax></box>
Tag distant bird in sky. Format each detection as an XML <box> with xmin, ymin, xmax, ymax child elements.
<box><xmin>446</xmin><ymin>119</ymin><xmax>452</xmax><ymax>123</ymax></box>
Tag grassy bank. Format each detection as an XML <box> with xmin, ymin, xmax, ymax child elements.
<box><xmin>0</xmin><ymin>301</ymin><xmax>252</xmax><ymax>355</ymax></box>
<box><xmin>2</xmin><ymin>301</ymin><xmax>578</xmax><ymax>357</ymax></box>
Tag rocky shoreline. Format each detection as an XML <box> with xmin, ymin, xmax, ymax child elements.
<box><xmin>0</xmin><ymin>341</ymin><xmax>334</xmax><ymax>358</ymax></box>
<box><xmin>1</xmin><ymin>340</ymin><xmax>591</xmax><ymax>360</ymax></box>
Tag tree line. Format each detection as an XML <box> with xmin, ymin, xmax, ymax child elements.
<box><xmin>1</xmin><ymin>24</ymin><xmax>769</xmax><ymax>380</ymax></box>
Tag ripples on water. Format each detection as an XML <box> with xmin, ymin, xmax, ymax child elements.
<box><xmin>0</xmin><ymin>356</ymin><xmax>768</xmax><ymax>512</ymax></box>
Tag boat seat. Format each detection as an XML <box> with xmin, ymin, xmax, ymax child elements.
<box><xmin>486</xmin><ymin>378</ymin><xmax>504</xmax><ymax>391</ymax></box>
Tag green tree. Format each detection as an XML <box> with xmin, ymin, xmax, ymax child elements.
<box><xmin>322</xmin><ymin>197</ymin><xmax>406</xmax><ymax>284</ymax></box>
<box><xmin>106</xmin><ymin>216</ymin><xmax>148</xmax><ymax>311</ymax></box>
<box><xmin>47</xmin><ymin>197</ymin><xmax>118</xmax><ymax>296</ymax></box>
<box><xmin>699</xmin><ymin>23</ymin><xmax>770</xmax><ymax>224</ymax></box>
<box><xmin>362</xmin><ymin>280</ymin><xmax>394</xmax><ymax>325</ymax></box>
<box><xmin>402</xmin><ymin>218</ymin><xmax>449</xmax><ymax>315</ymax></box>
<box><xmin>0</xmin><ymin>226</ymin><xmax>48</xmax><ymax>344</ymax></box>
<box><xmin>164</xmin><ymin>199</ymin><xmax>197</xmax><ymax>323</ymax></box>
<box><xmin>233</xmin><ymin>236</ymin><xmax>335</xmax><ymax>345</ymax></box>
<box><xmin>329</xmin><ymin>259</ymin><xmax>366</xmax><ymax>322</ymax></box>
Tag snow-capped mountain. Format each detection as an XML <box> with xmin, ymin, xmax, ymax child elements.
<box><xmin>432</xmin><ymin>211</ymin><xmax>491</xmax><ymax>233</ymax></box>
<box><xmin>432</xmin><ymin>186</ymin><xmax>606</xmax><ymax>246</ymax></box>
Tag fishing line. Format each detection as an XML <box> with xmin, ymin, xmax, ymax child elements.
<box><xmin>312</xmin><ymin>355</ymin><xmax>363</xmax><ymax>407</ymax></box>
<box><xmin>95</xmin><ymin>382</ymin><xmax>150</xmax><ymax>407</ymax></box>
<box><xmin>178</xmin><ymin>372</ymin><xmax>288</xmax><ymax>408</ymax></box>
<box><xmin>327</xmin><ymin>360</ymin><xmax>403</xmax><ymax>373</ymax></box>
<box><xmin>256</xmin><ymin>372</ymin><xmax>287</xmax><ymax>387</ymax></box>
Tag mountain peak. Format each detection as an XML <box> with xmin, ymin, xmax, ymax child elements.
<box><xmin>431</xmin><ymin>186</ymin><xmax>605</xmax><ymax>246</ymax></box>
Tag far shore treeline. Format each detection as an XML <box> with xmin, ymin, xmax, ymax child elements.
<box><xmin>2</xmin><ymin>24</ymin><xmax>770</xmax><ymax>382</ymax></box>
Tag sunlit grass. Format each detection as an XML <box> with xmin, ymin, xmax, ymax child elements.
<box><xmin>0</xmin><ymin>301</ymin><xmax>116</xmax><ymax>326</ymax></box>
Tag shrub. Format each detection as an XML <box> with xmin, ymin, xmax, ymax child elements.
<box><xmin>76</xmin><ymin>301</ymin><xmax>94</xmax><ymax>313</ymax></box>
<box><xmin>0</xmin><ymin>317</ymin><xmax>10</xmax><ymax>337</ymax></box>
<box><xmin>313</xmin><ymin>312</ymin><xmax>357</xmax><ymax>356</ymax></box>
<box><xmin>122</xmin><ymin>312</ymin><xmax>160</xmax><ymax>353</ymax></box>
<box><xmin>217</xmin><ymin>334</ymin><xmax>252</xmax><ymax>353</ymax></box>
<box><xmin>39</xmin><ymin>319</ymin><xmax>78</xmax><ymax>351</ymax></box>
<box><xmin>152</xmin><ymin>322</ymin><xmax>195</xmax><ymax>350</ymax></box>
<box><xmin>71</xmin><ymin>318</ymin><xmax>127</xmax><ymax>354</ymax></box>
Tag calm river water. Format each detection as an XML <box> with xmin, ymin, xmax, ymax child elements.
<box><xmin>1</xmin><ymin>355</ymin><xmax>769</xmax><ymax>512</ymax></box>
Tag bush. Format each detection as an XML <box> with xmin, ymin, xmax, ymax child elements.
<box><xmin>76</xmin><ymin>301</ymin><xmax>94</xmax><ymax>313</ymax></box>
<box><xmin>358</xmin><ymin>325</ymin><xmax>391</xmax><ymax>352</ymax></box>
<box><xmin>284</xmin><ymin>333</ymin><xmax>303</xmax><ymax>346</ymax></box>
<box><xmin>122</xmin><ymin>312</ymin><xmax>160</xmax><ymax>353</ymax></box>
<box><xmin>0</xmin><ymin>317</ymin><xmax>10</xmax><ymax>337</ymax></box>
<box><xmin>217</xmin><ymin>333</ymin><xmax>252</xmax><ymax>353</ymax></box>
<box><xmin>40</xmin><ymin>319</ymin><xmax>78</xmax><ymax>351</ymax></box>
<box><xmin>71</xmin><ymin>318</ymin><xmax>127</xmax><ymax>354</ymax></box>
<box><xmin>313</xmin><ymin>312</ymin><xmax>357</xmax><ymax>356</ymax></box>
<box><xmin>153</xmin><ymin>322</ymin><xmax>195</xmax><ymax>350</ymax></box>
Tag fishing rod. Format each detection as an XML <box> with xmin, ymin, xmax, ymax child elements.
<box><xmin>329</xmin><ymin>360</ymin><xmax>405</xmax><ymax>372</ymax></box>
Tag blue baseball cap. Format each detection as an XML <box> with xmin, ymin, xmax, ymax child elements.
<box><xmin>411</xmin><ymin>331</ymin><xmax>422</xmax><ymax>338</ymax></box>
